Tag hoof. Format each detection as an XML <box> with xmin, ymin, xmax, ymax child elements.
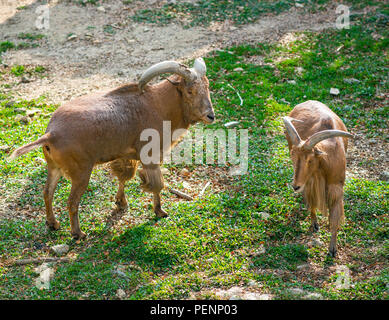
<box><xmin>155</xmin><ymin>208</ymin><xmax>168</xmax><ymax>218</ymax></box>
<box><xmin>309</xmin><ymin>222</ymin><xmax>320</xmax><ymax>233</ymax></box>
<box><xmin>328</xmin><ymin>247</ymin><xmax>337</xmax><ymax>258</ymax></box>
<box><xmin>72</xmin><ymin>231</ymin><xmax>86</xmax><ymax>240</ymax></box>
<box><xmin>46</xmin><ymin>220</ymin><xmax>60</xmax><ymax>231</ymax></box>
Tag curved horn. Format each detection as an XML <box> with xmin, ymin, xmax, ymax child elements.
<box><xmin>283</xmin><ymin>116</ymin><xmax>302</xmax><ymax>146</ymax></box>
<box><xmin>303</xmin><ymin>130</ymin><xmax>353</xmax><ymax>150</ymax></box>
<box><xmin>138</xmin><ymin>61</ymin><xmax>197</xmax><ymax>91</ymax></box>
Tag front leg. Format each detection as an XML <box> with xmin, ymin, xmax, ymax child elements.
<box><xmin>328</xmin><ymin>185</ymin><xmax>345</xmax><ymax>257</ymax></box>
<box><xmin>138</xmin><ymin>164</ymin><xmax>167</xmax><ymax>217</ymax></box>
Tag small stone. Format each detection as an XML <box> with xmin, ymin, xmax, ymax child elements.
<box><xmin>229</xmin><ymin>295</ymin><xmax>242</xmax><ymax>300</ymax></box>
<box><xmin>67</xmin><ymin>34</ymin><xmax>77</xmax><ymax>41</ymax></box>
<box><xmin>179</xmin><ymin>168</ymin><xmax>190</xmax><ymax>177</ymax></box>
<box><xmin>229</xmin><ymin>26</ymin><xmax>237</xmax><ymax>31</ymax></box>
<box><xmin>224</xmin><ymin>121</ymin><xmax>240</xmax><ymax>128</ymax></box>
<box><xmin>330</xmin><ymin>88</ymin><xmax>340</xmax><ymax>95</ymax></box>
<box><xmin>233</xmin><ymin>67</ymin><xmax>244</xmax><ymax>72</ymax></box>
<box><xmin>97</xmin><ymin>6</ymin><xmax>105</xmax><ymax>12</ymax></box>
<box><xmin>35</xmin><ymin>265</ymin><xmax>54</xmax><ymax>290</ymax></box>
<box><xmin>26</xmin><ymin>108</ymin><xmax>41</xmax><ymax>117</ymax></box>
<box><xmin>0</xmin><ymin>145</ymin><xmax>10</xmax><ymax>152</ymax></box>
<box><xmin>295</xmin><ymin>3</ymin><xmax>304</xmax><ymax>8</ymax></box>
<box><xmin>287</xmin><ymin>80</ymin><xmax>296</xmax><ymax>84</ymax></box>
<box><xmin>116</xmin><ymin>289</ymin><xmax>126</xmax><ymax>299</ymax></box>
<box><xmin>50</xmin><ymin>244</ymin><xmax>70</xmax><ymax>256</ymax></box>
<box><xmin>14</xmin><ymin>114</ymin><xmax>30</xmax><ymax>124</ymax></box>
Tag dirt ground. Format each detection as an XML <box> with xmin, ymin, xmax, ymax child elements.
<box><xmin>0</xmin><ymin>0</ymin><xmax>338</xmax><ymax>104</ymax></box>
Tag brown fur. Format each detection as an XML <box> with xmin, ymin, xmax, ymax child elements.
<box><xmin>285</xmin><ymin>100</ymin><xmax>350</xmax><ymax>257</ymax></box>
<box><xmin>10</xmin><ymin>73</ymin><xmax>214</xmax><ymax>239</ymax></box>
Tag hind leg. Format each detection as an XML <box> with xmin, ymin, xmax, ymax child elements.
<box><xmin>110</xmin><ymin>159</ymin><xmax>138</xmax><ymax>211</ymax></box>
<box><xmin>43</xmin><ymin>164</ymin><xmax>62</xmax><ymax>230</ymax></box>
<box><xmin>309</xmin><ymin>208</ymin><xmax>319</xmax><ymax>233</ymax></box>
<box><xmin>138</xmin><ymin>164</ymin><xmax>166</xmax><ymax>217</ymax></box>
<box><xmin>67</xmin><ymin>166</ymin><xmax>93</xmax><ymax>239</ymax></box>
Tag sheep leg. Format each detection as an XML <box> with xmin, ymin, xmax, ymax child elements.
<box><xmin>309</xmin><ymin>208</ymin><xmax>319</xmax><ymax>233</ymax></box>
<box><xmin>43</xmin><ymin>165</ymin><xmax>62</xmax><ymax>230</ymax></box>
<box><xmin>138</xmin><ymin>164</ymin><xmax>167</xmax><ymax>217</ymax></box>
<box><xmin>67</xmin><ymin>167</ymin><xmax>92</xmax><ymax>239</ymax></box>
<box><xmin>110</xmin><ymin>159</ymin><xmax>139</xmax><ymax>211</ymax></box>
<box><xmin>328</xmin><ymin>193</ymin><xmax>345</xmax><ymax>258</ymax></box>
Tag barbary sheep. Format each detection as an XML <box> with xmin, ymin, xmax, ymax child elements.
<box><xmin>283</xmin><ymin>100</ymin><xmax>353</xmax><ymax>257</ymax></box>
<box><xmin>10</xmin><ymin>58</ymin><xmax>215</xmax><ymax>239</ymax></box>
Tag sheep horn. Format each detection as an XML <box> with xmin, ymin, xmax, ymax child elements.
<box><xmin>283</xmin><ymin>116</ymin><xmax>302</xmax><ymax>146</ymax></box>
<box><xmin>303</xmin><ymin>130</ymin><xmax>353</xmax><ymax>150</ymax></box>
<box><xmin>138</xmin><ymin>61</ymin><xmax>197</xmax><ymax>91</ymax></box>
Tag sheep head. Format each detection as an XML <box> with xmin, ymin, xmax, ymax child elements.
<box><xmin>283</xmin><ymin>116</ymin><xmax>353</xmax><ymax>193</ymax></box>
<box><xmin>138</xmin><ymin>58</ymin><xmax>215</xmax><ymax>125</ymax></box>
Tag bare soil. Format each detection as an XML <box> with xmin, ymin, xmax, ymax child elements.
<box><xmin>1</xmin><ymin>0</ymin><xmax>338</xmax><ymax>104</ymax></box>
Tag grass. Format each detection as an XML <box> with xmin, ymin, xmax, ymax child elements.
<box><xmin>0</xmin><ymin>5</ymin><xmax>388</xmax><ymax>300</ymax></box>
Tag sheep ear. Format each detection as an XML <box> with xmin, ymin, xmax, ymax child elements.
<box><xmin>193</xmin><ymin>58</ymin><xmax>206</xmax><ymax>77</ymax></box>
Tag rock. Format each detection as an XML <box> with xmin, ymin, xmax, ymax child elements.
<box><xmin>295</xmin><ymin>3</ymin><xmax>304</xmax><ymax>8</ymax></box>
<box><xmin>50</xmin><ymin>244</ymin><xmax>70</xmax><ymax>256</ymax></box>
<box><xmin>14</xmin><ymin>114</ymin><xmax>31</xmax><ymax>124</ymax></box>
<box><xmin>67</xmin><ymin>34</ymin><xmax>78</xmax><ymax>41</ymax></box>
<box><xmin>287</xmin><ymin>80</ymin><xmax>296</xmax><ymax>84</ymax></box>
<box><xmin>243</xmin><ymin>292</ymin><xmax>267</xmax><ymax>300</ymax></box>
<box><xmin>116</xmin><ymin>289</ymin><xmax>126</xmax><ymax>299</ymax></box>
<box><xmin>379</xmin><ymin>171</ymin><xmax>389</xmax><ymax>181</ymax></box>
<box><xmin>304</xmin><ymin>292</ymin><xmax>323</xmax><ymax>300</ymax></box>
<box><xmin>229</xmin><ymin>295</ymin><xmax>242</xmax><ymax>300</ymax></box>
<box><xmin>97</xmin><ymin>6</ymin><xmax>105</xmax><ymax>13</ymax></box>
<box><xmin>224</xmin><ymin>121</ymin><xmax>240</xmax><ymax>128</ymax></box>
<box><xmin>330</xmin><ymin>88</ymin><xmax>340</xmax><ymax>95</ymax></box>
<box><xmin>0</xmin><ymin>145</ymin><xmax>10</xmax><ymax>152</ymax></box>
<box><xmin>296</xmin><ymin>67</ymin><xmax>304</xmax><ymax>75</ymax></box>
<box><xmin>229</xmin><ymin>26</ymin><xmax>237</xmax><ymax>31</ymax></box>
<box><xmin>233</xmin><ymin>67</ymin><xmax>244</xmax><ymax>72</ymax></box>
<box><xmin>34</xmin><ymin>263</ymin><xmax>54</xmax><ymax>290</ymax></box>
<box><xmin>179</xmin><ymin>168</ymin><xmax>190</xmax><ymax>177</ymax></box>
<box><xmin>26</xmin><ymin>108</ymin><xmax>41</xmax><ymax>117</ymax></box>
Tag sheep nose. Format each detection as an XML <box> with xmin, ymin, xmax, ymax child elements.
<box><xmin>293</xmin><ymin>185</ymin><xmax>301</xmax><ymax>191</ymax></box>
<box><xmin>207</xmin><ymin>114</ymin><xmax>215</xmax><ymax>122</ymax></box>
